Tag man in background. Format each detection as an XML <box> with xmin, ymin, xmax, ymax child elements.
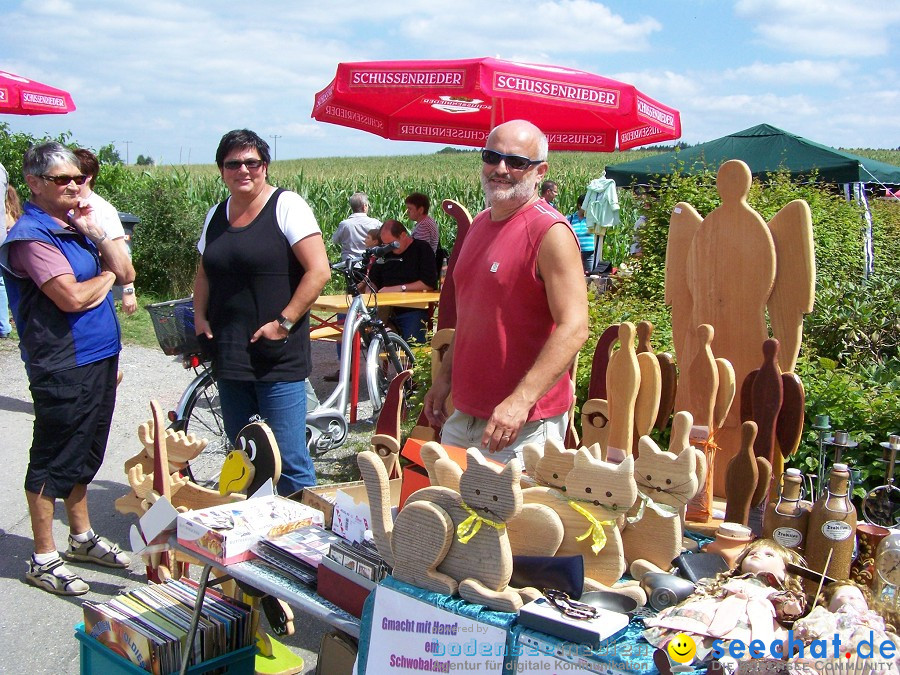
<box><xmin>424</xmin><ymin>121</ymin><xmax>588</xmax><ymax>463</ymax></box>
<box><xmin>332</xmin><ymin>191</ymin><xmax>381</xmax><ymax>260</ymax></box>
<box><xmin>74</xmin><ymin>149</ymin><xmax>137</xmax><ymax>315</ymax></box>
<box><xmin>404</xmin><ymin>192</ymin><xmax>439</xmax><ymax>253</ymax></box>
<box><xmin>540</xmin><ymin>179</ymin><xmax>558</xmax><ymax>207</ymax></box>
<box><xmin>365</xmin><ymin>219</ymin><xmax>437</xmax><ymax>344</ymax></box>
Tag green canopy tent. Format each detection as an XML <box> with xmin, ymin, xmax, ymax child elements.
<box><xmin>605</xmin><ymin>123</ymin><xmax>900</xmax><ymax>186</ymax></box>
<box><xmin>605</xmin><ymin>123</ymin><xmax>900</xmax><ymax>276</ymax></box>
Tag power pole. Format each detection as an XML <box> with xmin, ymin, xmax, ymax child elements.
<box><xmin>122</xmin><ymin>140</ymin><xmax>132</xmax><ymax>165</ymax></box>
<box><xmin>269</xmin><ymin>134</ymin><xmax>281</xmax><ymax>161</ymax></box>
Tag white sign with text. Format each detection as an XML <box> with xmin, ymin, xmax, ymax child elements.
<box><xmin>364</xmin><ymin>585</ymin><xmax>510</xmax><ymax>673</ymax></box>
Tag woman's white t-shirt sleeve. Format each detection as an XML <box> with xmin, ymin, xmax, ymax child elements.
<box><xmin>196</xmin><ymin>205</ymin><xmax>217</xmax><ymax>255</ymax></box>
<box><xmin>196</xmin><ymin>191</ymin><xmax>320</xmax><ymax>255</ymax></box>
<box><xmin>276</xmin><ymin>191</ymin><xmax>321</xmax><ymax>245</ymax></box>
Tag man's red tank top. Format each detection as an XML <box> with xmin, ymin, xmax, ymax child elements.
<box><xmin>451</xmin><ymin>200</ymin><xmax>575</xmax><ymax>422</ymax></box>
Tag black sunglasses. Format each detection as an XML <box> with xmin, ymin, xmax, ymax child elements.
<box><xmin>223</xmin><ymin>159</ymin><xmax>265</xmax><ymax>171</ymax></box>
<box><xmin>40</xmin><ymin>174</ymin><xmax>88</xmax><ymax>186</ymax></box>
<box><xmin>543</xmin><ymin>589</ymin><xmax>599</xmax><ymax>621</ymax></box>
<box><xmin>481</xmin><ymin>149</ymin><xmax>544</xmax><ymax>171</ymax></box>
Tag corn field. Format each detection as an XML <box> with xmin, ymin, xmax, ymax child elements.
<box><xmin>136</xmin><ymin>148</ymin><xmax>661</xmax><ymax>258</ymax></box>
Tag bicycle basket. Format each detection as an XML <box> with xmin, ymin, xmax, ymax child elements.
<box><xmin>145</xmin><ymin>297</ymin><xmax>200</xmax><ymax>356</ymax></box>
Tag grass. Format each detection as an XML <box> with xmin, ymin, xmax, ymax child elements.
<box><xmin>120</xmin><ymin>293</ymin><xmax>171</xmax><ymax>350</ymax></box>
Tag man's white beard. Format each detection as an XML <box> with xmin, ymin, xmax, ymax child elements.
<box><xmin>481</xmin><ymin>171</ymin><xmax>537</xmax><ymax>208</ymax></box>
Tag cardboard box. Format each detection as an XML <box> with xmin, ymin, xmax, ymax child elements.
<box><xmin>332</xmin><ymin>479</ymin><xmax>401</xmax><ymax>543</ymax></box>
<box><xmin>315</xmin><ymin>630</ymin><xmax>357</xmax><ymax>675</ymax></box>
<box><xmin>177</xmin><ymin>495</ymin><xmax>323</xmax><ymax>565</ymax></box>
<box><xmin>296</xmin><ymin>480</ymin><xmax>365</xmax><ymax>530</ymax></box>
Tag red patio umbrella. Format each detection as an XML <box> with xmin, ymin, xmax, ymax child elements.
<box><xmin>0</xmin><ymin>70</ymin><xmax>76</xmax><ymax>115</ymax></box>
<box><xmin>311</xmin><ymin>57</ymin><xmax>679</xmax><ymax>151</ymax></box>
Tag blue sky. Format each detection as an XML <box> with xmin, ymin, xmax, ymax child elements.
<box><xmin>1</xmin><ymin>0</ymin><xmax>898</xmax><ymax>164</ymax></box>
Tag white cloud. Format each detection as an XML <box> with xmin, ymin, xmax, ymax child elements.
<box><xmin>735</xmin><ymin>0</ymin><xmax>900</xmax><ymax>57</ymax></box>
<box><xmin>398</xmin><ymin>1</ymin><xmax>661</xmax><ymax>56</ymax></box>
<box><xmin>612</xmin><ymin>70</ymin><xmax>703</xmax><ymax>99</ymax></box>
<box><xmin>723</xmin><ymin>60</ymin><xmax>851</xmax><ymax>86</ymax></box>
<box><xmin>281</xmin><ymin>123</ymin><xmax>326</xmax><ymax>138</ymax></box>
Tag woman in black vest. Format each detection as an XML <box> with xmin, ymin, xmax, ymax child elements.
<box><xmin>193</xmin><ymin>130</ymin><xmax>330</xmax><ymax>494</ymax></box>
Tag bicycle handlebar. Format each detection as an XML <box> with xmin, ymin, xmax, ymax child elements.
<box><xmin>330</xmin><ymin>241</ymin><xmax>399</xmax><ymax>272</ymax></box>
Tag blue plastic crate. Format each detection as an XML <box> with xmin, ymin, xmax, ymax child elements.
<box><xmin>75</xmin><ymin>623</ymin><xmax>255</xmax><ymax>675</ymax></box>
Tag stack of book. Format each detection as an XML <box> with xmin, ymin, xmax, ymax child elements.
<box><xmin>81</xmin><ymin>578</ymin><xmax>253</xmax><ymax>673</ymax></box>
<box><xmin>253</xmin><ymin>525</ymin><xmax>344</xmax><ymax>586</ymax></box>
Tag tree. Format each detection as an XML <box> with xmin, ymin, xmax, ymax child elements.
<box><xmin>97</xmin><ymin>143</ymin><xmax>123</xmax><ymax>165</ymax></box>
<box><xmin>135</xmin><ymin>154</ymin><xmax>155</xmax><ymax>166</ymax></box>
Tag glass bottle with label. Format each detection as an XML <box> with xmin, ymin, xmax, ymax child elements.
<box><xmin>763</xmin><ymin>468</ymin><xmax>811</xmax><ymax>553</ymax></box>
<box><xmin>805</xmin><ymin>463</ymin><xmax>858</xmax><ymax>590</ymax></box>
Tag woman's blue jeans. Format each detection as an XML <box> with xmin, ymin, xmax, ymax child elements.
<box><xmin>0</xmin><ymin>275</ymin><xmax>11</xmax><ymax>336</ymax></box>
<box><xmin>217</xmin><ymin>378</ymin><xmax>315</xmax><ymax>495</ymax></box>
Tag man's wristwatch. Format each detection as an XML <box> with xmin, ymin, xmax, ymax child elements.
<box><xmin>401</xmin><ymin>285</ymin><xmax>407</xmax><ymax>292</ymax></box>
<box><xmin>277</xmin><ymin>314</ymin><xmax>295</xmax><ymax>332</ymax></box>
<box><xmin>123</xmin><ymin>287</ymin><xmax>135</xmax><ymax>295</ymax></box>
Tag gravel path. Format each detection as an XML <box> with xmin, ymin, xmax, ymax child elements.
<box><xmin>0</xmin><ymin>337</ymin><xmax>375</xmax><ymax>673</ymax></box>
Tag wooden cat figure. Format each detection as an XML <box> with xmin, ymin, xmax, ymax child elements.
<box><xmin>523</xmin><ymin>438</ymin><xmax>576</xmax><ymax>489</ymax></box>
<box><xmin>622</xmin><ymin>435</ymin><xmax>699</xmax><ymax>581</ymax></box>
<box><xmin>508</xmin><ymin>449</ymin><xmax>645</xmax><ymax>604</ymax></box>
<box><xmin>357</xmin><ymin>448</ymin><xmax>541</xmax><ymax>612</ymax></box>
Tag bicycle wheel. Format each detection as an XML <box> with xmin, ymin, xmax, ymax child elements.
<box><xmin>180</xmin><ymin>373</ymin><xmax>230</xmax><ymax>488</ymax></box>
<box><xmin>366</xmin><ymin>331</ymin><xmax>415</xmax><ymax>413</ymax></box>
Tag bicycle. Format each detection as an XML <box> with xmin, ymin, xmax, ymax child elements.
<box><xmin>146</xmin><ymin>243</ymin><xmax>416</xmax><ymax>487</ymax></box>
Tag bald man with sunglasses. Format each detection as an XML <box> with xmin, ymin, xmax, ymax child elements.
<box><xmin>424</xmin><ymin>120</ymin><xmax>588</xmax><ymax>463</ymax></box>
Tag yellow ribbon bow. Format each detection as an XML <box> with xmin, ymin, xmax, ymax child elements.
<box><xmin>568</xmin><ymin>501</ymin><xmax>615</xmax><ymax>554</ymax></box>
<box><xmin>627</xmin><ymin>491</ymin><xmax>680</xmax><ymax>524</ymax></box>
<box><xmin>456</xmin><ymin>501</ymin><xmax>505</xmax><ymax>544</ymax></box>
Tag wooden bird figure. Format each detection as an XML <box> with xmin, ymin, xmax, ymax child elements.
<box><xmin>411</xmin><ymin>329</ymin><xmax>455</xmax><ymax>442</ymax></box>
<box><xmin>636</xmin><ymin>321</ymin><xmax>678</xmax><ymax>432</ymax></box>
<box><xmin>219</xmin><ymin>421</ymin><xmax>281</xmax><ymax>497</ymax></box>
<box><xmin>604</xmin><ymin>322</ymin><xmax>641</xmax><ymax>462</ymax></box>
<box><xmin>740</xmin><ymin>338</ymin><xmax>807</xmax><ymax>499</ymax></box>
<box><xmin>724</xmin><ymin>421</ymin><xmax>773</xmax><ymax>526</ymax></box>
<box><xmin>371</xmin><ymin>369</ymin><xmax>413</xmax><ymax>479</ymax></box>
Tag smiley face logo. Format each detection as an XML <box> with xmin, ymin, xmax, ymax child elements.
<box><xmin>667</xmin><ymin>633</ymin><xmax>696</xmax><ymax>664</ymax></box>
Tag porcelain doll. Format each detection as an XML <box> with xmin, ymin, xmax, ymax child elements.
<box><xmin>642</xmin><ymin>539</ymin><xmax>806</xmax><ymax>663</ymax></box>
<box><xmin>790</xmin><ymin>580</ymin><xmax>900</xmax><ymax>674</ymax></box>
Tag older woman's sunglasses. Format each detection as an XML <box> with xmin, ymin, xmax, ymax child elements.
<box><xmin>481</xmin><ymin>149</ymin><xmax>544</xmax><ymax>171</ymax></box>
<box><xmin>40</xmin><ymin>174</ymin><xmax>88</xmax><ymax>186</ymax></box>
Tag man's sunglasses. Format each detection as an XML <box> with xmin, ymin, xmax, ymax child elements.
<box><xmin>481</xmin><ymin>149</ymin><xmax>544</xmax><ymax>171</ymax></box>
<box><xmin>40</xmin><ymin>174</ymin><xmax>88</xmax><ymax>186</ymax></box>
<box><xmin>223</xmin><ymin>159</ymin><xmax>265</xmax><ymax>171</ymax></box>
<box><xmin>543</xmin><ymin>589</ymin><xmax>599</xmax><ymax>621</ymax></box>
